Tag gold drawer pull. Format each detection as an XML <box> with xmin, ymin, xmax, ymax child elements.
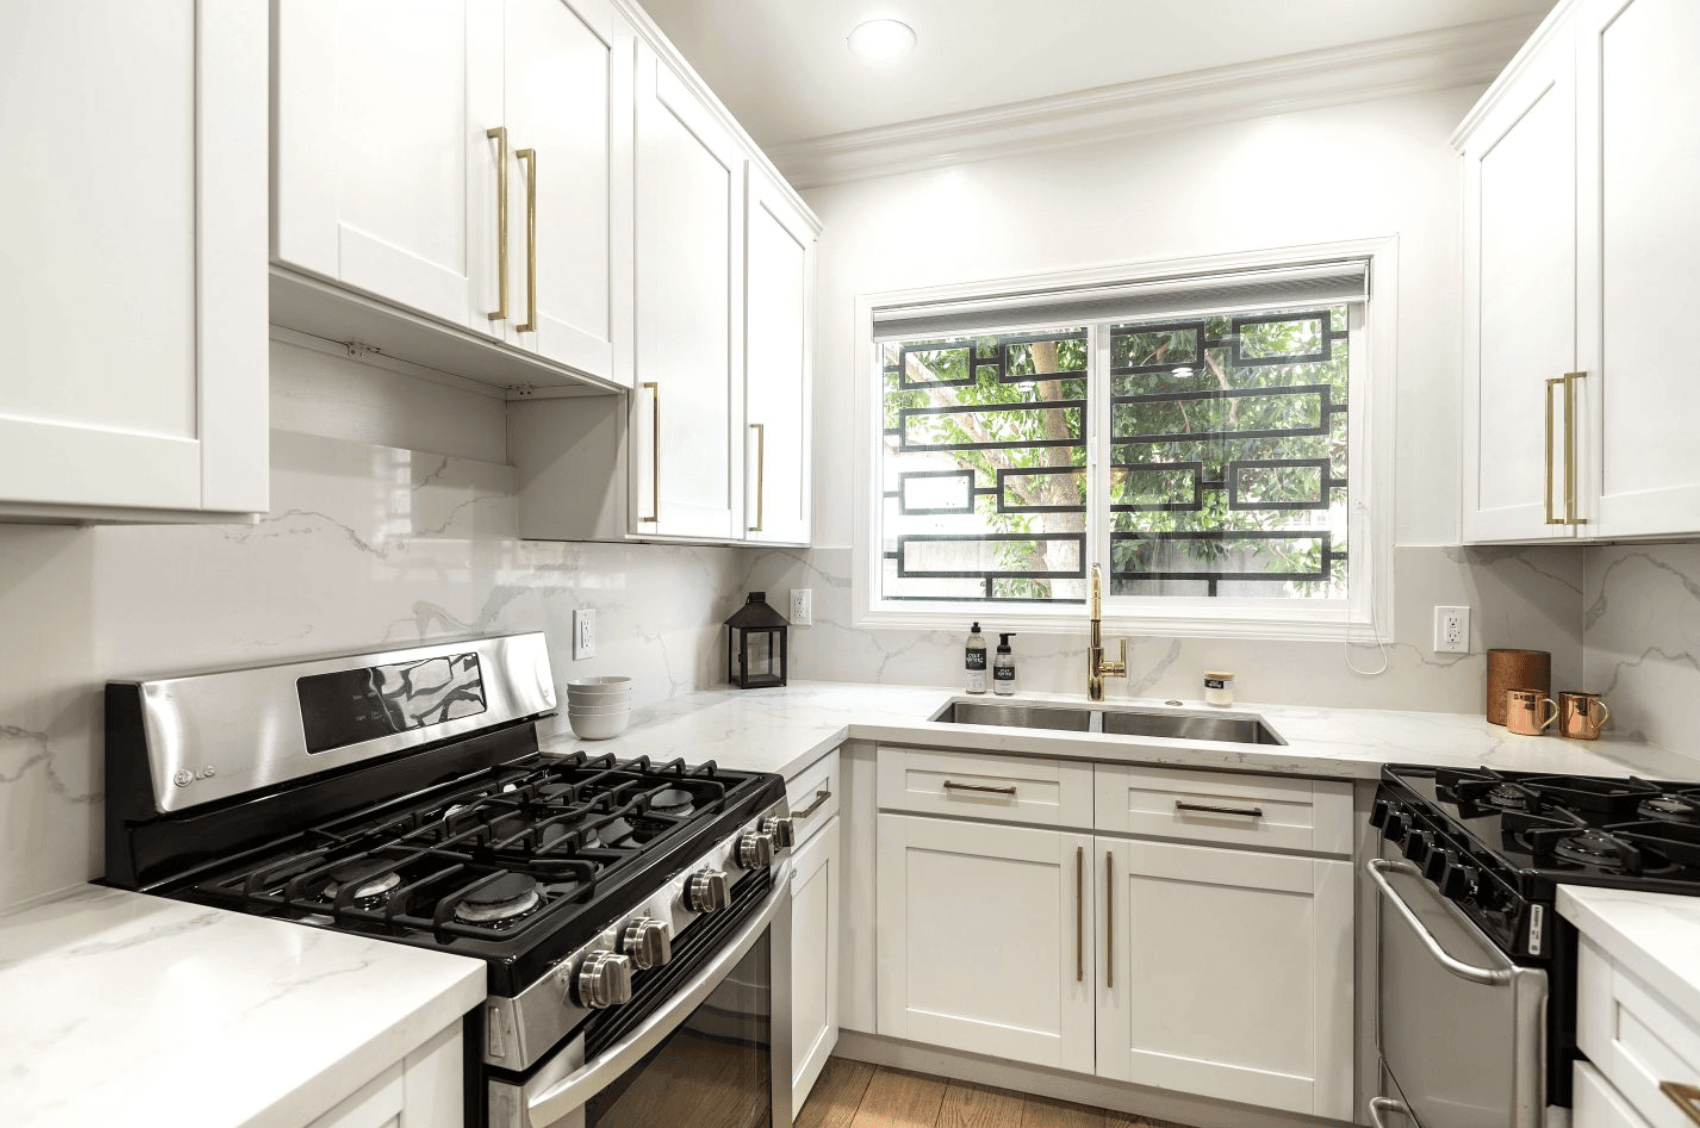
<box><xmin>1175</xmin><ymin>800</ymin><xmax>1263</xmax><ymax>818</ymax></box>
<box><xmin>942</xmin><ymin>780</ymin><xmax>1016</xmax><ymax>796</ymax></box>
<box><xmin>748</xmin><ymin>423</ymin><xmax>766</xmax><ymax>533</ymax></box>
<box><xmin>641</xmin><ymin>382</ymin><xmax>660</xmax><ymax>523</ymax></box>
<box><xmin>1662</xmin><ymin>1082</ymin><xmax>1700</xmax><ymax>1128</ymax></box>
<box><xmin>486</xmin><ymin>126</ymin><xmax>508</xmax><ymax>322</ymax></box>
<box><xmin>515</xmin><ymin>146</ymin><xmax>538</xmax><ymax>333</ymax></box>
<box><xmin>792</xmin><ymin>789</ymin><xmax>831</xmax><ymax>821</ymax></box>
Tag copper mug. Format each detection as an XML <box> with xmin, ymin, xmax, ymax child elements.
<box><xmin>1506</xmin><ymin>688</ymin><xmax>1558</xmax><ymax>735</ymax></box>
<box><xmin>1558</xmin><ymin>691</ymin><xmax>1612</xmax><ymax>740</ymax></box>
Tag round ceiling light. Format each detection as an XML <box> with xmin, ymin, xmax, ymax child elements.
<box><xmin>847</xmin><ymin>19</ymin><xmax>916</xmax><ymax>61</ymax></box>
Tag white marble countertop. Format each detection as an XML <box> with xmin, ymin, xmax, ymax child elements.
<box><xmin>543</xmin><ymin>680</ymin><xmax>1700</xmax><ymax>784</ymax></box>
<box><xmin>0</xmin><ymin>884</ymin><xmax>485</xmax><ymax>1128</ymax></box>
<box><xmin>1559</xmin><ymin>885</ymin><xmax>1700</xmax><ymax>1024</ymax></box>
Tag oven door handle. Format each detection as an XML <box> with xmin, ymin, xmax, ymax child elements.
<box><xmin>1366</xmin><ymin>858</ymin><xmax>1513</xmax><ymax>986</ymax></box>
<box><xmin>1368</xmin><ymin>1096</ymin><xmax>1410</xmax><ymax>1128</ymax></box>
<box><xmin>525</xmin><ymin>862</ymin><xmax>791</xmax><ymax>1126</ymax></box>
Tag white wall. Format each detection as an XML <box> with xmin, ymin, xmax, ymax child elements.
<box><xmin>743</xmin><ymin>85</ymin><xmax>1587</xmax><ymax>709</ymax></box>
<box><xmin>0</xmin><ymin>338</ymin><xmax>744</xmax><ymax>911</ymax></box>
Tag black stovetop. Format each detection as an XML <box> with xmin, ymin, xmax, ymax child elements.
<box><xmin>163</xmin><ymin>750</ymin><xmax>785</xmax><ymax>994</ymax></box>
<box><xmin>1377</xmin><ymin>765</ymin><xmax>1700</xmax><ymax>957</ymax></box>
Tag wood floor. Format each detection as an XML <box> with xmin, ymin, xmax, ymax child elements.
<box><xmin>796</xmin><ymin>1058</ymin><xmax>1192</xmax><ymax>1128</ymax></box>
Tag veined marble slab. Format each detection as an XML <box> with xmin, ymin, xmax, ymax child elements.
<box><xmin>542</xmin><ymin>681</ymin><xmax>1700</xmax><ymax>783</ymax></box>
<box><xmin>1559</xmin><ymin>885</ymin><xmax>1700</xmax><ymax>1026</ymax></box>
<box><xmin>0</xmin><ymin>885</ymin><xmax>484</xmax><ymax>1128</ymax></box>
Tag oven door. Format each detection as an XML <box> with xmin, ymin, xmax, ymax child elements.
<box><xmin>1368</xmin><ymin>853</ymin><xmax>1547</xmax><ymax>1128</ymax></box>
<box><xmin>489</xmin><ymin>871</ymin><xmax>792</xmax><ymax>1128</ymax></box>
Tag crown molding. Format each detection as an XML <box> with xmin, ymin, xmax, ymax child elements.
<box><xmin>769</xmin><ymin>15</ymin><xmax>1542</xmax><ymax>190</ymax></box>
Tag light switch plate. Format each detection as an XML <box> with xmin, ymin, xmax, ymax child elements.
<box><xmin>789</xmin><ymin>589</ymin><xmax>813</xmax><ymax>626</ymax></box>
<box><xmin>1433</xmin><ymin>605</ymin><xmax>1470</xmax><ymax>654</ymax></box>
<box><xmin>573</xmin><ymin>608</ymin><xmax>596</xmax><ymax>660</ymax></box>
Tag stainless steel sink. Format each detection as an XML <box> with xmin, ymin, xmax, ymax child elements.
<box><xmin>934</xmin><ymin>701</ymin><xmax>1095</xmax><ymax>732</ymax></box>
<box><xmin>933</xmin><ymin>700</ymin><xmax>1284</xmax><ymax>745</ymax></box>
<box><xmin>1098</xmin><ymin>707</ymin><xmax>1283</xmax><ymax>745</ymax></box>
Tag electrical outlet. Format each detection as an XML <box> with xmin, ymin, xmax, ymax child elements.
<box><xmin>789</xmin><ymin>588</ymin><xmax>813</xmax><ymax>626</ymax></box>
<box><xmin>1433</xmin><ymin>605</ymin><xmax>1470</xmax><ymax>654</ymax></box>
<box><xmin>573</xmin><ymin>608</ymin><xmax>596</xmax><ymax>660</ymax></box>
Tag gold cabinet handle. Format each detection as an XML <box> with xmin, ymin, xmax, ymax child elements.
<box><xmin>1545</xmin><ymin>376</ymin><xmax>1562</xmax><ymax>525</ymax></box>
<box><xmin>1663</xmin><ymin>1083</ymin><xmax>1700</xmax><ymax>1128</ymax></box>
<box><xmin>748</xmin><ymin>423</ymin><xmax>766</xmax><ymax>533</ymax></box>
<box><xmin>941</xmin><ymin>780</ymin><xmax>1016</xmax><ymax>796</ymax></box>
<box><xmin>514</xmin><ymin>147</ymin><xmax>538</xmax><ymax>333</ymax></box>
<box><xmin>1075</xmin><ymin>846</ymin><xmax>1083</xmax><ymax>983</ymax></box>
<box><xmin>792</xmin><ymin>789</ymin><xmax>830</xmax><ymax>821</ymax></box>
<box><xmin>1563</xmin><ymin>371</ymin><xmax>1585</xmax><ymax>525</ymax></box>
<box><xmin>641</xmin><ymin>382</ymin><xmax>660</xmax><ymax>523</ymax></box>
<box><xmin>486</xmin><ymin>127</ymin><xmax>508</xmax><ymax>322</ymax></box>
<box><xmin>1105</xmin><ymin>850</ymin><xmax>1114</xmax><ymax>988</ymax></box>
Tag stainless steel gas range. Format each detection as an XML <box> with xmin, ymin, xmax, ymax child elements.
<box><xmin>103</xmin><ymin>632</ymin><xmax>795</xmax><ymax>1128</ymax></box>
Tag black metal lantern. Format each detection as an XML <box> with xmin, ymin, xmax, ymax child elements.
<box><xmin>725</xmin><ymin>591</ymin><xmax>789</xmax><ymax>689</ymax></box>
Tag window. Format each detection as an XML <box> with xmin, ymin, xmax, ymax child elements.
<box><xmin>857</xmin><ymin>244</ymin><xmax>1394</xmax><ymax>639</ymax></box>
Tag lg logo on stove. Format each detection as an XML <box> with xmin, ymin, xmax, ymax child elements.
<box><xmin>172</xmin><ymin>765</ymin><xmax>218</xmax><ymax>788</ymax></box>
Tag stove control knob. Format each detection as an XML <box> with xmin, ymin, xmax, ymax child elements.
<box><xmin>1382</xmin><ymin>807</ymin><xmax>1408</xmax><ymax>843</ymax></box>
<box><xmin>1424</xmin><ymin>846</ymin><xmax>1455</xmax><ymax>882</ymax></box>
<box><xmin>575</xmin><ymin>950</ymin><xmax>633</xmax><ymax>1010</ymax></box>
<box><xmin>1402</xmin><ymin>829</ymin><xmax>1433</xmax><ymax>864</ymax></box>
<box><xmin>685</xmin><ymin>869</ymin><xmax>730</xmax><ymax>914</ymax></box>
<box><xmin>1441</xmin><ymin>860</ymin><xmax>1480</xmax><ymax>899</ymax></box>
<box><xmin>621</xmin><ymin>918</ymin><xmax>672</xmax><ymax>970</ymax></box>
<box><xmin>737</xmin><ymin>831</ymin><xmax>776</xmax><ymax>869</ymax></box>
<box><xmin>761</xmin><ymin>816</ymin><xmax>796</xmax><ymax>849</ymax></box>
<box><xmin>1369</xmin><ymin>799</ymin><xmax>1392</xmax><ymax>829</ymax></box>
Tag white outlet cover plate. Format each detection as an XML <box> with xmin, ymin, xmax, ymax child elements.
<box><xmin>789</xmin><ymin>588</ymin><xmax>813</xmax><ymax>626</ymax></box>
<box><xmin>573</xmin><ymin>608</ymin><xmax>596</xmax><ymax>660</ymax></box>
<box><xmin>1433</xmin><ymin>605</ymin><xmax>1470</xmax><ymax>654</ymax></box>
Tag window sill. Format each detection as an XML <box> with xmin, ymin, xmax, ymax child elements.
<box><xmin>855</xmin><ymin>603</ymin><xmax>1378</xmax><ymax>643</ymax></box>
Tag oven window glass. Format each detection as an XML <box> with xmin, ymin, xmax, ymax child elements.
<box><xmin>587</xmin><ymin>934</ymin><xmax>773</xmax><ymax>1128</ymax></box>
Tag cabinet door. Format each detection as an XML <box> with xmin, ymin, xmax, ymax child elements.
<box><xmin>274</xmin><ymin>0</ymin><xmax>503</xmax><ymax>334</ymax></box>
<box><xmin>1460</xmin><ymin>25</ymin><xmax>1581</xmax><ymax>542</ymax></box>
<box><xmin>633</xmin><ymin>48</ymin><xmax>744</xmax><ymax>539</ymax></box>
<box><xmin>1577</xmin><ymin>0</ymin><xmax>1700</xmax><ymax>537</ymax></box>
<box><xmin>743</xmin><ymin>171</ymin><xmax>815</xmax><ymax>545</ymax></box>
<box><xmin>1096</xmin><ymin>839</ymin><xmax>1353</xmax><ymax>1119</ymax></box>
<box><xmin>790</xmin><ymin>815</ymin><xmax>840</xmax><ymax>1111</ymax></box>
<box><xmin>501</xmin><ymin>0</ymin><xmax>633</xmax><ymax>385</ymax></box>
<box><xmin>876</xmin><ymin>814</ymin><xmax>1094</xmax><ymax>1073</ymax></box>
<box><xmin>0</xmin><ymin>0</ymin><xmax>266</xmax><ymax>517</ymax></box>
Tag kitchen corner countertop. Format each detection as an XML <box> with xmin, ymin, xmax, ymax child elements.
<box><xmin>541</xmin><ymin>680</ymin><xmax>1700</xmax><ymax>784</ymax></box>
<box><xmin>1558</xmin><ymin>885</ymin><xmax>1700</xmax><ymax>1023</ymax></box>
<box><xmin>0</xmin><ymin>884</ymin><xmax>485</xmax><ymax>1128</ymax></box>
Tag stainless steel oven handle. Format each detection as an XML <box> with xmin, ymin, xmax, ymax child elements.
<box><xmin>526</xmin><ymin>862</ymin><xmax>791</xmax><ymax>1126</ymax></box>
<box><xmin>1366</xmin><ymin>858</ymin><xmax>1512</xmax><ymax>986</ymax></box>
<box><xmin>1368</xmin><ymin>1096</ymin><xmax>1410</xmax><ymax>1128</ymax></box>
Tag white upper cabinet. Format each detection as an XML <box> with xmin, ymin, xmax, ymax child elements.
<box><xmin>1577</xmin><ymin>0</ymin><xmax>1700</xmax><ymax>538</ymax></box>
<box><xmin>631</xmin><ymin>47</ymin><xmax>745</xmax><ymax>540</ymax></box>
<box><xmin>272</xmin><ymin>0</ymin><xmax>631</xmax><ymax>389</ymax></box>
<box><xmin>1460</xmin><ymin>0</ymin><xmax>1700</xmax><ymax>542</ymax></box>
<box><xmin>743</xmin><ymin>170</ymin><xmax>817</xmax><ymax>546</ymax></box>
<box><xmin>0</xmin><ymin>0</ymin><xmax>267</xmax><ymax>520</ymax></box>
<box><xmin>1459</xmin><ymin>22</ymin><xmax>1580</xmax><ymax>542</ymax></box>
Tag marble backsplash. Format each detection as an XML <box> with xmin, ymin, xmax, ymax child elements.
<box><xmin>737</xmin><ymin>544</ymin><xmax>1586</xmax><ymax>713</ymax></box>
<box><xmin>1583</xmin><ymin>543</ymin><xmax>1700</xmax><ymax>756</ymax></box>
<box><xmin>0</xmin><ymin>430</ymin><xmax>745</xmax><ymax>911</ymax></box>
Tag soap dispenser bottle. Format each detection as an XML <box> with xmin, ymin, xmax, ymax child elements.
<box><xmin>965</xmin><ymin>622</ymin><xmax>988</xmax><ymax>694</ymax></box>
<box><xmin>993</xmin><ymin>633</ymin><xmax>1017</xmax><ymax>695</ymax></box>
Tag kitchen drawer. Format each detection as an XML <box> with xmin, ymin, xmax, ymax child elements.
<box><xmin>1579</xmin><ymin>936</ymin><xmax>1700</xmax><ymax>1128</ymax></box>
<box><xmin>787</xmin><ymin>749</ymin><xmax>840</xmax><ymax>848</ymax></box>
<box><xmin>1576</xmin><ymin>1062</ymin><xmax>1655</xmax><ymax>1128</ymax></box>
<box><xmin>877</xmin><ymin>747</ymin><xmax>1093</xmax><ymax>829</ymax></box>
<box><xmin>1094</xmin><ymin>764</ymin><xmax>1352</xmax><ymax>855</ymax></box>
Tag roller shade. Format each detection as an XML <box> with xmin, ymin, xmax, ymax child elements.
<box><xmin>872</xmin><ymin>259</ymin><xmax>1370</xmax><ymax>341</ymax></box>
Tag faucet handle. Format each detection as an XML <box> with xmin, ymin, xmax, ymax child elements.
<box><xmin>1100</xmin><ymin>638</ymin><xmax>1128</xmax><ymax>679</ymax></box>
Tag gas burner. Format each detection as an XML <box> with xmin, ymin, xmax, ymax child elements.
<box><xmin>1482</xmin><ymin>783</ymin><xmax>1533</xmax><ymax>811</ymax></box>
<box><xmin>1639</xmin><ymin>793</ymin><xmax>1700</xmax><ymax>824</ymax></box>
<box><xmin>1551</xmin><ymin>829</ymin><xmax>1639</xmax><ymax>872</ymax></box>
<box><xmin>596</xmin><ymin>816</ymin><xmax>633</xmax><ymax>845</ymax></box>
<box><xmin>454</xmin><ymin>873</ymin><xmax>543</xmax><ymax>924</ymax></box>
<box><xmin>649</xmin><ymin>788</ymin><xmax>695</xmax><ymax>818</ymax></box>
<box><xmin>323</xmin><ymin>860</ymin><xmax>402</xmax><ymax>901</ymax></box>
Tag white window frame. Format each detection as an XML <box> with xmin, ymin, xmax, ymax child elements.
<box><xmin>851</xmin><ymin>237</ymin><xmax>1398</xmax><ymax>642</ymax></box>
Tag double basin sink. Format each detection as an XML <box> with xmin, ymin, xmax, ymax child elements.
<box><xmin>933</xmin><ymin>699</ymin><xmax>1285</xmax><ymax>746</ymax></box>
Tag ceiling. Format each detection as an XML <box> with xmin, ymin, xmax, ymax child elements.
<box><xmin>638</xmin><ymin>0</ymin><xmax>1561</xmax><ymax>148</ymax></box>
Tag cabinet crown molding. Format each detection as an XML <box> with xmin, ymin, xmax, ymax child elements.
<box><xmin>771</xmin><ymin>15</ymin><xmax>1543</xmax><ymax>189</ymax></box>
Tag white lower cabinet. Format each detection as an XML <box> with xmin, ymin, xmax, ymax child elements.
<box><xmin>1096</xmin><ymin>839</ymin><xmax>1354</xmax><ymax>1119</ymax></box>
<box><xmin>790</xmin><ymin>814</ymin><xmax>841</xmax><ymax>1111</ymax></box>
<box><xmin>876</xmin><ymin>813</ymin><xmax>1096</xmax><ymax>1074</ymax></box>
<box><xmin>310</xmin><ymin>1022</ymin><xmax>463</xmax><ymax>1128</ymax></box>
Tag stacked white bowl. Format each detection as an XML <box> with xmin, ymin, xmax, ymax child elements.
<box><xmin>566</xmin><ymin>676</ymin><xmax>632</xmax><ymax>739</ymax></box>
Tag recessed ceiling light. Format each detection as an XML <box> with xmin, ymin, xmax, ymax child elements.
<box><xmin>848</xmin><ymin>19</ymin><xmax>916</xmax><ymax>61</ymax></box>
